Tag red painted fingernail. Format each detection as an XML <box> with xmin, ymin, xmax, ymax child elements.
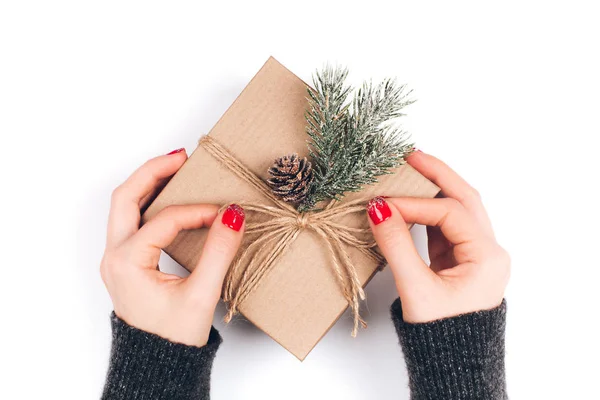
<box><xmin>222</xmin><ymin>204</ymin><xmax>245</xmax><ymax>231</ymax></box>
<box><xmin>367</xmin><ymin>197</ymin><xmax>392</xmax><ymax>225</ymax></box>
<box><xmin>167</xmin><ymin>148</ymin><xmax>185</xmax><ymax>155</ymax></box>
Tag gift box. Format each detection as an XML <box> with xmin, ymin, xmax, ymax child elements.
<box><xmin>143</xmin><ymin>57</ymin><xmax>439</xmax><ymax>360</ymax></box>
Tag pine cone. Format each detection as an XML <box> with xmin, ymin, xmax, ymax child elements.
<box><xmin>267</xmin><ymin>154</ymin><xmax>313</xmax><ymax>203</ymax></box>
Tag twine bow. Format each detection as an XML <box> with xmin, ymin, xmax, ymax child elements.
<box><xmin>199</xmin><ymin>136</ymin><xmax>385</xmax><ymax>336</ymax></box>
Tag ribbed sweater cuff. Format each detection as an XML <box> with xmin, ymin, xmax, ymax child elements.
<box><xmin>102</xmin><ymin>312</ymin><xmax>222</xmax><ymax>400</ymax></box>
<box><xmin>391</xmin><ymin>299</ymin><xmax>507</xmax><ymax>400</ymax></box>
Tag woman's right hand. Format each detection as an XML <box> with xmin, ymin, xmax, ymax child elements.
<box><xmin>367</xmin><ymin>151</ymin><xmax>510</xmax><ymax>323</ymax></box>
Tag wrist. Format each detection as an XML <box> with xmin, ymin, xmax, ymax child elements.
<box><xmin>113</xmin><ymin>307</ymin><xmax>214</xmax><ymax>348</ymax></box>
<box><xmin>103</xmin><ymin>312</ymin><xmax>222</xmax><ymax>399</ymax></box>
<box><xmin>400</xmin><ymin>297</ymin><xmax>505</xmax><ymax>324</ymax></box>
<box><xmin>390</xmin><ymin>298</ymin><xmax>508</xmax><ymax>399</ymax></box>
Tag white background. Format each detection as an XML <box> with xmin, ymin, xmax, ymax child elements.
<box><xmin>1</xmin><ymin>1</ymin><xmax>599</xmax><ymax>399</ymax></box>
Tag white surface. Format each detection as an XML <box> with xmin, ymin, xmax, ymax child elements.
<box><xmin>1</xmin><ymin>1</ymin><xmax>599</xmax><ymax>399</ymax></box>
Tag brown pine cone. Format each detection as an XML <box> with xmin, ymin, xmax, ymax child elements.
<box><xmin>267</xmin><ymin>154</ymin><xmax>313</xmax><ymax>203</ymax></box>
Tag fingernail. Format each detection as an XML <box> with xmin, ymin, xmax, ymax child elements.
<box><xmin>222</xmin><ymin>204</ymin><xmax>245</xmax><ymax>231</ymax></box>
<box><xmin>367</xmin><ymin>197</ymin><xmax>392</xmax><ymax>225</ymax></box>
<box><xmin>167</xmin><ymin>148</ymin><xmax>185</xmax><ymax>155</ymax></box>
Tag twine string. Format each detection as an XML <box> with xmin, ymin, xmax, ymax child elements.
<box><xmin>199</xmin><ymin>135</ymin><xmax>384</xmax><ymax>336</ymax></box>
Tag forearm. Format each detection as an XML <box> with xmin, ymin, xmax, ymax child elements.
<box><xmin>102</xmin><ymin>312</ymin><xmax>221</xmax><ymax>400</ymax></box>
<box><xmin>391</xmin><ymin>299</ymin><xmax>507</xmax><ymax>400</ymax></box>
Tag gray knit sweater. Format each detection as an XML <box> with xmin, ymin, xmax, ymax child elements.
<box><xmin>102</xmin><ymin>300</ymin><xmax>507</xmax><ymax>399</ymax></box>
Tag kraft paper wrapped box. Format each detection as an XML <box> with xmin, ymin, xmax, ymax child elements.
<box><xmin>143</xmin><ymin>57</ymin><xmax>439</xmax><ymax>360</ymax></box>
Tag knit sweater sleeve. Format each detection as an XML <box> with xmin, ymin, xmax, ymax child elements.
<box><xmin>102</xmin><ymin>312</ymin><xmax>222</xmax><ymax>400</ymax></box>
<box><xmin>391</xmin><ymin>299</ymin><xmax>507</xmax><ymax>400</ymax></box>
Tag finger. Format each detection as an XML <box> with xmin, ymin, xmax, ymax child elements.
<box><xmin>367</xmin><ymin>197</ymin><xmax>434</xmax><ymax>286</ymax></box>
<box><xmin>186</xmin><ymin>204</ymin><xmax>245</xmax><ymax>305</ymax></box>
<box><xmin>407</xmin><ymin>151</ymin><xmax>479</xmax><ymax>206</ymax></box>
<box><xmin>407</xmin><ymin>151</ymin><xmax>493</xmax><ymax>235</ymax></box>
<box><xmin>387</xmin><ymin>197</ymin><xmax>488</xmax><ymax>249</ymax></box>
<box><xmin>140</xmin><ymin>175</ymin><xmax>172</xmax><ymax>214</ymax></box>
<box><xmin>107</xmin><ymin>149</ymin><xmax>187</xmax><ymax>247</ymax></box>
<box><xmin>131</xmin><ymin>204</ymin><xmax>219</xmax><ymax>252</ymax></box>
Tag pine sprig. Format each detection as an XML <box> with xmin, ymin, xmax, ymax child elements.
<box><xmin>299</xmin><ymin>66</ymin><xmax>415</xmax><ymax>211</ymax></box>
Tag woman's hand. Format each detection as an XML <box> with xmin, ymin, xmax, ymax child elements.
<box><xmin>100</xmin><ymin>148</ymin><xmax>245</xmax><ymax>347</ymax></box>
<box><xmin>367</xmin><ymin>151</ymin><xmax>510</xmax><ymax>323</ymax></box>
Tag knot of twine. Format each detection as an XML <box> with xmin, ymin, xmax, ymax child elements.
<box><xmin>199</xmin><ymin>135</ymin><xmax>385</xmax><ymax>336</ymax></box>
<box><xmin>296</xmin><ymin>213</ymin><xmax>310</xmax><ymax>228</ymax></box>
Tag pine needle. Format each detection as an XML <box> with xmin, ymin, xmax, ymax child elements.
<box><xmin>299</xmin><ymin>66</ymin><xmax>415</xmax><ymax>211</ymax></box>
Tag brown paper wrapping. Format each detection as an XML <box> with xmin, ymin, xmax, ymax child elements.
<box><xmin>143</xmin><ymin>57</ymin><xmax>440</xmax><ymax>360</ymax></box>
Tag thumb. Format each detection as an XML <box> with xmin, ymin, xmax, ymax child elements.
<box><xmin>367</xmin><ymin>197</ymin><xmax>433</xmax><ymax>290</ymax></box>
<box><xmin>186</xmin><ymin>204</ymin><xmax>245</xmax><ymax>306</ymax></box>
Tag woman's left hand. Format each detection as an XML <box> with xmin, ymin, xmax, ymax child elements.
<box><xmin>100</xmin><ymin>148</ymin><xmax>245</xmax><ymax>347</ymax></box>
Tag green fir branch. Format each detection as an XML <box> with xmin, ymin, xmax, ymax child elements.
<box><xmin>299</xmin><ymin>66</ymin><xmax>415</xmax><ymax>211</ymax></box>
